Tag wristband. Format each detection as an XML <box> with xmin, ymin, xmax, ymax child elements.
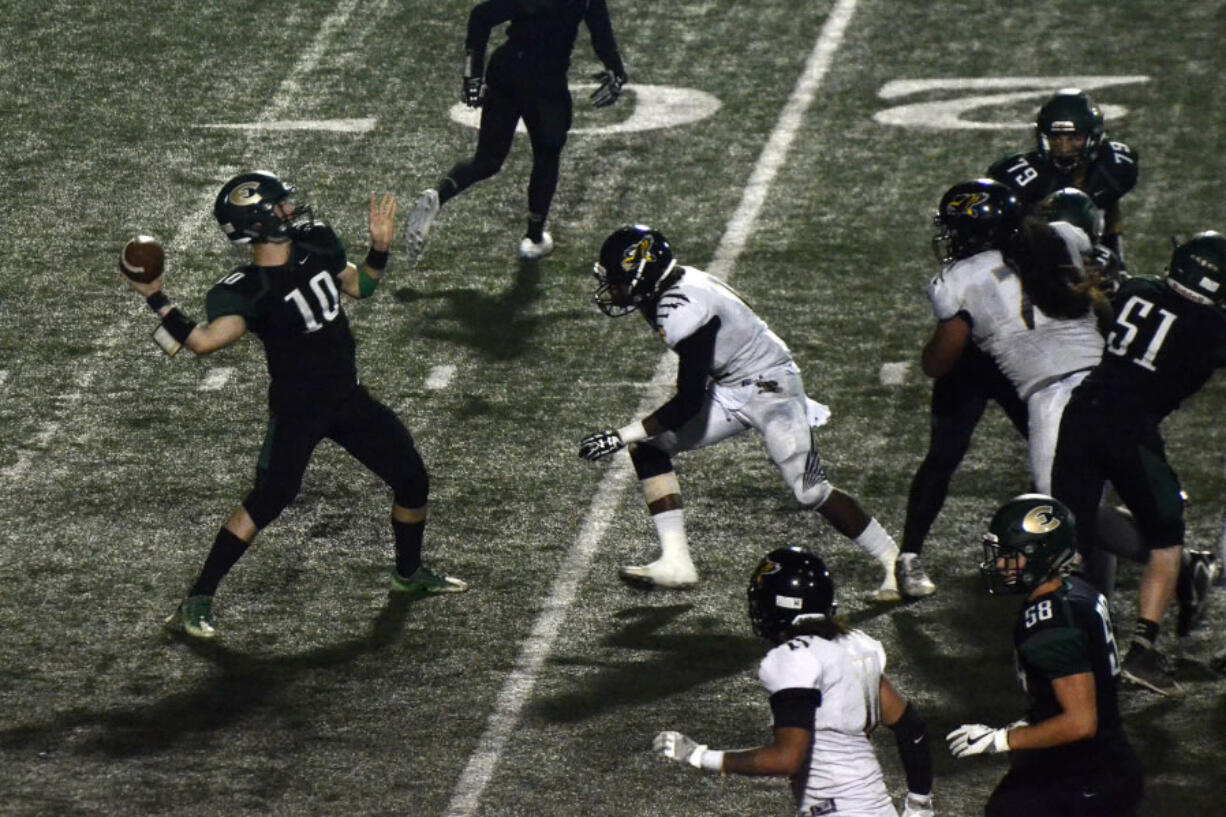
<box><xmin>617</xmin><ymin>420</ymin><xmax>648</xmax><ymax>445</ymax></box>
<box><xmin>357</xmin><ymin>265</ymin><xmax>380</xmax><ymax>298</ymax></box>
<box><xmin>145</xmin><ymin>291</ymin><xmax>171</xmax><ymax>313</ymax></box>
<box><xmin>699</xmin><ymin>749</ymin><xmax>725</xmax><ymax>772</ymax></box>
<box><xmin>160</xmin><ymin>307</ymin><xmax>197</xmax><ymax>345</ymax></box>
<box><xmin>364</xmin><ymin>247</ymin><xmax>389</xmax><ymax>271</ymax></box>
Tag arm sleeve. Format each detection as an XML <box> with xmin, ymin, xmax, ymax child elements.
<box><xmin>464</xmin><ymin>0</ymin><xmax>515</xmax><ymax>74</ymax></box>
<box><xmin>769</xmin><ymin>688</ymin><xmax>820</xmax><ymax>730</ymax></box>
<box><xmin>585</xmin><ymin>0</ymin><xmax>625</xmax><ymax>77</ymax></box>
<box><xmin>644</xmin><ymin>316</ymin><xmax>718</xmax><ymax>432</ymax></box>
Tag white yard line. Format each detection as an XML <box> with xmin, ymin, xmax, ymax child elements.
<box><xmin>425</xmin><ymin>364</ymin><xmax>457</xmax><ymax>391</ymax></box>
<box><xmin>880</xmin><ymin>361</ymin><xmax>909</xmax><ymax>385</ymax></box>
<box><xmin>197</xmin><ymin>367</ymin><xmax>235</xmax><ymax>392</ymax></box>
<box><xmin>0</xmin><ymin>1</ymin><xmax>363</xmax><ymax>482</ymax></box>
<box><xmin>443</xmin><ymin>2</ymin><xmax>862</xmax><ymax>813</ymax></box>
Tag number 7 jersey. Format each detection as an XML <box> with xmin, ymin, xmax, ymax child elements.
<box><xmin>205</xmin><ymin>223</ymin><xmax>358</xmax><ymax>413</ymax></box>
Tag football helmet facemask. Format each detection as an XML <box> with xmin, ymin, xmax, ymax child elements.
<box><xmin>592</xmin><ymin>225</ymin><xmax>678</xmax><ymax>316</ymax></box>
<box><xmin>1167</xmin><ymin>231</ymin><xmax>1226</xmax><ymax>306</ymax></box>
<box><xmin>981</xmin><ymin>494</ymin><xmax>1079</xmax><ymax>595</ymax></box>
<box><xmin>1038</xmin><ymin>187</ymin><xmax>1104</xmax><ymax>245</ymax></box>
<box><xmin>932</xmin><ymin>179</ymin><xmax>1022</xmax><ymax>265</ymax></box>
<box><xmin>214</xmin><ymin>170</ymin><xmax>313</xmax><ymax>245</ymax></box>
<box><xmin>747</xmin><ymin>547</ymin><xmax>837</xmax><ymax>644</ymax></box>
<box><xmin>1035</xmin><ymin>88</ymin><xmax>1105</xmax><ymax>173</ymax></box>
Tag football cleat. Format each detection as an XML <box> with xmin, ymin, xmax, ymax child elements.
<box><xmin>391</xmin><ymin>564</ymin><xmax>468</xmax><ymax>600</ymax></box>
<box><xmin>895</xmin><ymin>553</ymin><xmax>937</xmax><ymax>599</ymax></box>
<box><xmin>403</xmin><ymin>188</ymin><xmax>440</xmax><ymax>266</ymax></box>
<box><xmin>1176</xmin><ymin>550</ymin><xmax>1218</xmax><ymax>637</ymax></box>
<box><xmin>619</xmin><ymin>558</ymin><xmax>698</xmax><ymax>589</ymax></box>
<box><xmin>164</xmin><ymin>595</ymin><xmax>217</xmax><ymax>639</ymax></box>
<box><xmin>517</xmin><ymin>231</ymin><xmax>554</xmax><ymax>261</ymax></box>
<box><xmin>1121</xmin><ymin>642</ymin><xmax>1183</xmax><ymax>696</ymax></box>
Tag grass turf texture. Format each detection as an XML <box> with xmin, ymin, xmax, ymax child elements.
<box><xmin>1</xmin><ymin>1</ymin><xmax>1225</xmax><ymax>815</ymax></box>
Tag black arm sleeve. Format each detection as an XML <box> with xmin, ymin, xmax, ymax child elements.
<box><xmin>769</xmin><ymin>687</ymin><xmax>820</xmax><ymax>730</ymax></box>
<box><xmin>585</xmin><ymin>0</ymin><xmax>625</xmax><ymax>77</ymax></box>
<box><xmin>888</xmin><ymin>703</ymin><xmax>932</xmax><ymax>796</ymax></box>
<box><xmin>464</xmin><ymin>0</ymin><xmax>514</xmax><ymax>74</ymax></box>
<box><xmin>645</xmin><ymin>316</ymin><xmax>719</xmax><ymax>433</ymax></box>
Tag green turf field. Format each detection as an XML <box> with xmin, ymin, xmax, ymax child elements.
<box><xmin>1</xmin><ymin>1</ymin><xmax>1224</xmax><ymax>815</ymax></box>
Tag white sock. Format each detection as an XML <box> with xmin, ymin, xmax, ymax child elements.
<box><xmin>854</xmin><ymin>518</ymin><xmax>898</xmax><ymax>563</ymax></box>
<box><xmin>652</xmin><ymin>509</ymin><xmax>691</xmax><ymax>564</ymax></box>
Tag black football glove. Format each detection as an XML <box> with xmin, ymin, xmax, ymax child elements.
<box><xmin>462</xmin><ymin>75</ymin><xmax>485</xmax><ymax>108</ymax></box>
<box><xmin>579</xmin><ymin>429</ymin><xmax>625</xmax><ymax>461</ymax></box>
<box><xmin>590</xmin><ymin>69</ymin><xmax>627</xmax><ymax>108</ymax></box>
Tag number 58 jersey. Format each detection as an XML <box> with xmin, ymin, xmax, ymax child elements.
<box><xmin>205</xmin><ymin>223</ymin><xmax>357</xmax><ymax>413</ymax></box>
<box><xmin>758</xmin><ymin>630</ymin><xmax>894</xmax><ymax>816</ymax></box>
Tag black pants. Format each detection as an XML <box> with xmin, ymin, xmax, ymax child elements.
<box><xmin>445</xmin><ymin>48</ymin><xmax>573</xmax><ymax>219</ymax></box>
<box><xmin>985</xmin><ymin>761</ymin><xmax>1142</xmax><ymax>817</ymax></box>
<box><xmin>244</xmin><ymin>386</ymin><xmax>428</xmax><ymax>530</ymax></box>
<box><xmin>902</xmin><ymin>343</ymin><xmax>1028</xmax><ymax>553</ymax></box>
<box><xmin>1050</xmin><ymin>392</ymin><xmax>1185</xmax><ymax>570</ymax></box>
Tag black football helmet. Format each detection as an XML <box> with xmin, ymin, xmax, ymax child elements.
<box><xmin>981</xmin><ymin>494</ymin><xmax>1079</xmax><ymax>595</ymax></box>
<box><xmin>932</xmin><ymin>179</ymin><xmax>1022</xmax><ymax>265</ymax></box>
<box><xmin>747</xmin><ymin>547</ymin><xmax>837</xmax><ymax>643</ymax></box>
<box><xmin>1035</xmin><ymin>88</ymin><xmax>1105</xmax><ymax>173</ymax></box>
<box><xmin>591</xmin><ymin>225</ymin><xmax>678</xmax><ymax>316</ymax></box>
<box><xmin>1167</xmin><ymin>231</ymin><xmax>1226</xmax><ymax>306</ymax></box>
<box><xmin>1038</xmin><ymin>187</ymin><xmax>1104</xmax><ymax>245</ymax></box>
<box><xmin>213</xmin><ymin>170</ymin><xmax>311</xmax><ymax>245</ymax></box>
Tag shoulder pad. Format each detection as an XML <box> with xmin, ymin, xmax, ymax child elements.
<box><xmin>293</xmin><ymin>222</ymin><xmax>341</xmax><ymax>253</ymax></box>
<box><xmin>213</xmin><ymin>265</ymin><xmax>261</xmax><ymax>292</ymax></box>
<box><xmin>986</xmin><ymin>150</ymin><xmax>1031</xmax><ymax>178</ymax></box>
<box><xmin>1089</xmin><ymin>142</ymin><xmax>1139</xmax><ymax>198</ymax></box>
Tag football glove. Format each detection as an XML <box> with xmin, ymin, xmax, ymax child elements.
<box><xmin>946</xmin><ymin>724</ymin><xmax>1010</xmax><ymax>758</ymax></box>
<box><xmin>462</xmin><ymin>75</ymin><xmax>485</xmax><ymax>108</ymax></box>
<box><xmin>653</xmin><ymin>730</ymin><xmax>706</xmax><ymax>767</ymax></box>
<box><xmin>578</xmin><ymin>429</ymin><xmax>625</xmax><ymax>461</ymax></box>
<box><xmin>590</xmin><ymin>69</ymin><xmax>627</xmax><ymax>108</ymax></box>
<box><xmin>901</xmin><ymin>792</ymin><xmax>934</xmax><ymax>817</ymax></box>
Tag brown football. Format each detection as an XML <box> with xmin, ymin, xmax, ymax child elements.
<box><xmin>119</xmin><ymin>235</ymin><xmax>165</xmax><ymax>283</ymax></box>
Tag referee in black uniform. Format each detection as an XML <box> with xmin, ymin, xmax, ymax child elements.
<box><xmin>404</xmin><ymin>0</ymin><xmax>629</xmax><ymax>264</ymax></box>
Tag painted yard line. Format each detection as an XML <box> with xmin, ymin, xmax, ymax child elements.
<box><xmin>0</xmin><ymin>370</ymin><xmax>7</xmax><ymax>389</ymax></box>
<box><xmin>442</xmin><ymin>2</ymin><xmax>862</xmax><ymax>814</ymax></box>
<box><xmin>425</xmin><ymin>364</ymin><xmax>457</xmax><ymax>391</ymax></box>
<box><xmin>0</xmin><ymin>1</ymin><xmax>364</xmax><ymax>483</ymax></box>
<box><xmin>197</xmin><ymin>367</ymin><xmax>235</xmax><ymax>392</ymax></box>
<box><xmin>880</xmin><ymin>361</ymin><xmax>909</xmax><ymax>386</ymax></box>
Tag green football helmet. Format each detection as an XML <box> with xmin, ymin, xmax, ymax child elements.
<box><xmin>1167</xmin><ymin>231</ymin><xmax>1226</xmax><ymax>306</ymax></box>
<box><xmin>1038</xmin><ymin>187</ymin><xmax>1103</xmax><ymax>245</ymax></box>
<box><xmin>1035</xmin><ymin>88</ymin><xmax>1105</xmax><ymax>173</ymax></box>
<box><xmin>981</xmin><ymin>494</ymin><xmax>1079</xmax><ymax>594</ymax></box>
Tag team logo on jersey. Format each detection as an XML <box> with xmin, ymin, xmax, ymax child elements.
<box><xmin>946</xmin><ymin>191</ymin><xmax>988</xmax><ymax>217</ymax></box>
<box><xmin>1022</xmin><ymin>504</ymin><xmax>1061</xmax><ymax>535</ymax></box>
<box><xmin>751</xmin><ymin>558</ymin><xmax>782</xmax><ymax>585</ymax></box>
<box><xmin>228</xmin><ymin>182</ymin><xmax>264</xmax><ymax>206</ymax></box>
<box><xmin>621</xmin><ymin>237</ymin><xmax>656</xmax><ymax>272</ymax></box>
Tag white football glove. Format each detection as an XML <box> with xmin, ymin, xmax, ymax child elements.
<box><xmin>901</xmin><ymin>792</ymin><xmax>935</xmax><ymax>817</ymax></box>
<box><xmin>578</xmin><ymin>428</ymin><xmax>625</xmax><ymax>461</ymax></box>
<box><xmin>653</xmin><ymin>730</ymin><xmax>706</xmax><ymax>768</ymax></box>
<box><xmin>946</xmin><ymin>723</ymin><xmax>1009</xmax><ymax>758</ymax></box>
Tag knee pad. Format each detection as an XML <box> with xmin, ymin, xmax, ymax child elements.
<box><xmin>394</xmin><ymin>468</ymin><xmax>429</xmax><ymax>510</ymax></box>
<box><xmin>629</xmin><ymin>443</ymin><xmax>673</xmax><ymax>480</ymax></box>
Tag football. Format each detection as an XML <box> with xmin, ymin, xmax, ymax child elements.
<box><xmin>119</xmin><ymin>235</ymin><xmax>165</xmax><ymax>283</ymax></box>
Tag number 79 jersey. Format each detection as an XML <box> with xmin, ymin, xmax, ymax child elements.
<box><xmin>205</xmin><ymin>223</ymin><xmax>357</xmax><ymax>412</ymax></box>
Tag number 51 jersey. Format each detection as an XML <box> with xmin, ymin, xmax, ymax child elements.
<box><xmin>205</xmin><ymin>224</ymin><xmax>357</xmax><ymax>413</ymax></box>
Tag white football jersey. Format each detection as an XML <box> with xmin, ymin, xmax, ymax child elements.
<box><xmin>928</xmin><ymin>249</ymin><xmax>1103</xmax><ymax>399</ymax></box>
<box><xmin>758</xmin><ymin>629</ymin><xmax>895</xmax><ymax>815</ymax></box>
<box><xmin>653</xmin><ymin>267</ymin><xmax>793</xmax><ymax>384</ymax></box>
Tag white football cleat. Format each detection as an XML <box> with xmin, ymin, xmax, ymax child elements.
<box><xmin>404</xmin><ymin>188</ymin><xmax>440</xmax><ymax>266</ymax></box>
<box><xmin>619</xmin><ymin>558</ymin><xmax>698</xmax><ymax>589</ymax></box>
<box><xmin>517</xmin><ymin>231</ymin><xmax>554</xmax><ymax>260</ymax></box>
<box><xmin>868</xmin><ymin>566</ymin><xmax>902</xmax><ymax>603</ymax></box>
<box><xmin>896</xmin><ymin>553</ymin><xmax>937</xmax><ymax>599</ymax></box>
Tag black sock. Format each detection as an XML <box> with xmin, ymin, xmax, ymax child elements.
<box><xmin>437</xmin><ymin>178</ymin><xmax>459</xmax><ymax>205</ymax></box>
<box><xmin>189</xmin><ymin>527</ymin><xmax>251</xmax><ymax>597</ymax></box>
<box><xmin>393</xmin><ymin>519</ymin><xmax>425</xmax><ymax>578</ymax></box>
<box><xmin>526</xmin><ymin>213</ymin><xmax>545</xmax><ymax>242</ymax></box>
<box><xmin>1133</xmin><ymin>617</ymin><xmax>1160</xmax><ymax>648</ymax></box>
